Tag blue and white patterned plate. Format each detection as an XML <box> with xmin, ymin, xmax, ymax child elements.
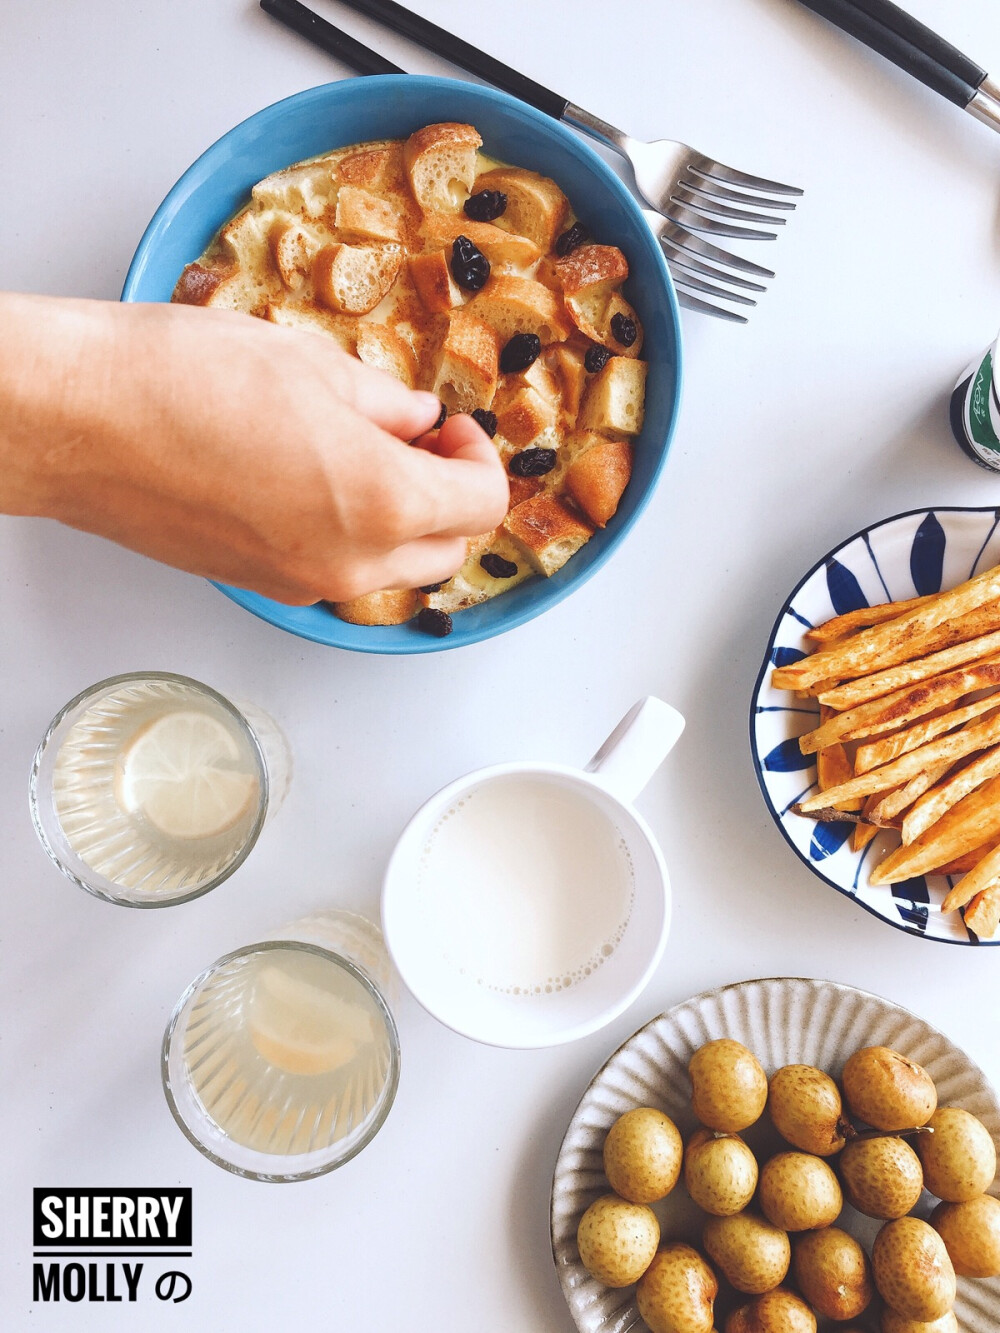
<box><xmin>751</xmin><ymin>506</ymin><xmax>1000</xmax><ymax>946</ymax></box>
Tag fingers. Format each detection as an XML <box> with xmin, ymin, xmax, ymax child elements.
<box><xmin>334</xmin><ymin>354</ymin><xmax>443</xmax><ymax>440</ymax></box>
<box><xmin>401</xmin><ymin>415</ymin><xmax>510</xmax><ymax>539</ymax></box>
<box><xmin>375</xmin><ymin>534</ymin><xmax>472</xmax><ymax>592</ymax></box>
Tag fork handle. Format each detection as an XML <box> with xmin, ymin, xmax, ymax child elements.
<box><xmin>333</xmin><ymin>0</ymin><xmax>569</xmax><ymax>119</ymax></box>
<box><xmin>796</xmin><ymin>0</ymin><xmax>986</xmax><ymax>107</ymax></box>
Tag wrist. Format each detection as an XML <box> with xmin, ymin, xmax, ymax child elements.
<box><xmin>0</xmin><ymin>293</ymin><xmax>119</xmax><ymax>519</ymax></box>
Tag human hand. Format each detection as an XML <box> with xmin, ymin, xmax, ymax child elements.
<box><xmin>0</xmin><ymin>294</ymin><xmax>509</xmax><ymax>603</ymax></box>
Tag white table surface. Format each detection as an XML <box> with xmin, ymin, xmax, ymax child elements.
<box><xmin>3</xmin><ymin>0</ymin><xmax>1000</xmax><ymax>1327</ymax></box>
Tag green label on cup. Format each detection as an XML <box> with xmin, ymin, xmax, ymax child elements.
<box><xmin>968</xmin><ymin>350</ymin><xmax>1000</xmax><ymax>454</ymax></box>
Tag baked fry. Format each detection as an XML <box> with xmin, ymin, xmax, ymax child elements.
<box><xmin>854</xmin><ymin>696</ymin><xmax>1000</xmax><ymax>775</ymax></box>
<box><xmin>769</xmin><ymin>567</ymin><xmax>1000</xmax><ymax>691</ymax></box>
<box><xmin>852</xmin><ymin>794</ymin><xmax>883</xmax><ymax>852</ymax></box>
<box><xmin>817</xmin><ymin>627</ymin><xmax>1000</xmax><ymax>711</ymax></box>
<box><xmin>901</xmin><ymin>744</ymin><xmax>1000</xmax><ymax>846</ymax></box>
<box><xmin>816</xmin><ymin>705</ymin><xmax>863</xmax><ymax>812</ymax></box>
<box><xmin>931</xmin><ymin>841</ymin><xmax>1000</xmax><ymax>875</ymax></box>
<box><xmin>804</xmin><ymin>594</ymin><xmax>934</xmax><ymax>643</ymax></box>
<box><xmin>868</xmin><ymin>764</ymin><xmax>952</xmax><ymax>824</ymax></box>
<box><xmin>868</xmin><ymin>774</ymin><xmax>1000</xmax><ymax>886</ymax></box>
<box><xmin>797</xmin><ymin>710</ymin><xmax>1000</xmax><ymax>813</ymax></box>
<box><xmin>964</xmin><ymin>885</ymin><xmax>1000</xmax><ymax>938</ymax></box>
<box><xmin>797</xmin><ymin>658</ymin><xmax>1000</xmax><ymax>754</ymax></box>
<box><xmin>942</xmin><ymin>844</ymin><xmax>1000</xmax><ymax>912</ymax></box>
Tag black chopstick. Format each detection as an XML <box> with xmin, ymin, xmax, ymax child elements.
<box><xmin>333</xmin><ymin>0</ymin><xmax>569</xmax><ymax>118</ymax></box>
<box><xmin>261</xmin><ymin>0</ymin><xmax>404</xmax><ymax>75</ymax></box>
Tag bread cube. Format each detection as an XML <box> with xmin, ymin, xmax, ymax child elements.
<box><xmin>355</xmin><ymin>323</ymin><xmax>418</xmax><ymax>388</ymax></box>
<box><xmin>554</xmin><ymin>244</ymin><xmax>630</xmax><ymax>342</ymax></box>
<box><xmin>579</xmin><ymin>357</ymin><xmax>647</xmax><ymax>436</ymax></box>
<box><xmin>470</xmin><ymin>275</ymin><xmax>571</xmax><ymax>345</ymax></box>
<box><xmin>495</xmin><ymin>385</ymin><xmax>558</xmax><ymax>446</ymax></box>
<box><xmin>404</xmin><ymin>122</ymin><xmax>482</xmax><ymax>212</ymax></box>
<box><xmin>564</xmin><ymin>435</ymin><xmax>633</xmax><ymax>527</ymax></box>
<box><xmin>474</xmin><ymin>166</ymin><xmax>569</xmax><ymax>251</ymax></box>
<box><xmin>601</xmin><ymin>292</ymin><xmax>643</xmax><ymax>358</ymax></box>
<box><xmin>431</xmin><ymin>308</ymin><xmax>499</xmax><ymax>414</ymax></box>
<box><xmin>502</xmin><ymin>494</ymin><xmax>593</xmax><ymax>577</ymax></box>
<box><xmin>252</xmin><ymin>159</ymin><xmax>339</xmax><ymax>217</ymax></box>
<box><xmin>337</xmin><ymin>144</ymin><xmax>401</xmax><ymax>191</ymax></box>
<box><xmin>269</xmin><ymin>219</ymin><xmax>323</xmax><ymax>291</ymax></box>
<box><xmin>517</xmin><ymin>357</ymin><xmax>561</xmax><ymax>407</ymax></box>
<box><xmin>264</xmin><ymin>301</ymin><xmax>356</xmax><ymax>353</ymax></box>
<box><xmin>408</xmin><ymin>249</ymin><xmax>463</xmax><ymax>313</ymax></box>
<box><xmin>423</xmin><ymin>215</ymin><xmax>540</xmax><ymax>269</ymax></box>
<box><xmin>313</xmin><ymin>242</ymin><xmax>403</xmax><ymax>315</ymax></box>
<box><xmin>548</xmin><ymin>345</ymin><xmax>587</xmax><ymax>417</ymax></box>
<box><xmin>333</xmin><ymin>589</ymin><xmax>417</xmax><ymax>626</ymax></box>
<box><xmin>335</xmin><ymin>186</ymin><xmax>404</xmax><ymax>243</ymax></box>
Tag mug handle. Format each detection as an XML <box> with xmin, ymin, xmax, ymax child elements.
<box><xmin>584</xmin><ymin>697</ymin><xmax>685</xmax><ymax>804</ymax></box>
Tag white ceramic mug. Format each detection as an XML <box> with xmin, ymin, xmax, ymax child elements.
<box><xmin>381</xmin><ymin>697</ymin><xmax>684</xmax><ymax>1049</ymax></box>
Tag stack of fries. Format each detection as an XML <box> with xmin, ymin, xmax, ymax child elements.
<box><xmin>770</xmin><ymin>564</ymin><xmax>1000</xmax><ymax>939</ymax></box>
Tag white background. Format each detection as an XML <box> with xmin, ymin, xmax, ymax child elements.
<box><xmin>3</xmin><ymin>0</ymin><xmax>1000</xmax><ymax>1327</ymax></box>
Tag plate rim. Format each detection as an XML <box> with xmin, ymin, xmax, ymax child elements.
<box><xmin>749</xmin><ymin>503</ymin><xmax>1000</xmax><ymax>947</ymax></box>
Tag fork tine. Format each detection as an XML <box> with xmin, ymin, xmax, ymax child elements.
<box><xmin>668</xmin><ymin>263</ymin><xmax>757</xmax><ymax>307</ymax></box>
<box><xmin>673</xmin><ymin>286</ymin><xmax>749</xmax><ymax>324</ymax></box>
<box><xmin>663</xmin><ymin>203</ymin><xmax>777</xmax><ymax>243</ymax></box>
<box><xmin>680</xmin><ymin>177</ymin><xmax>798</xmax><ymax>212</ymax></box>
<box><xmin>671</xmin><ymin>186</ymin><xmax>786</xmax><ymax>227</ymax></box>
<box><xmin>664</xmin><ymin>249</ymin><xmax>767</xmax><ymax>292</ymax></box>
<box><xmin>688</xmin><ymin>156</ymin><xmax>803</xmax><ymax>197</ymax></box>
<box><xmin>652</xmin><ymin>216</ymin><xmax>776</xmax><ymax>279</ymax></box>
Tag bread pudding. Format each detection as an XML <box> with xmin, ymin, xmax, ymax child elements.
<box><xmin>173</xmin><ymin>122</ymin><xmax>648</xmax><ymax>634</ymax></box>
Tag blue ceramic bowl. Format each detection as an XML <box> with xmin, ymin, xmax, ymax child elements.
<box><xmin>751</xmin><ymin>506</ymin><xmax>1000</xmax><ymax>946</ymax></box>
<box><xmin>122</xmin><ymin>76</ymin><xmax>682</xmax><ymax>653</ymax></box>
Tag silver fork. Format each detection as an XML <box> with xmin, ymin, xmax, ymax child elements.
<box><xmin>261</xmin><ymin>0</ymin><xmax>799</xmax><ymax>321</ymax></box>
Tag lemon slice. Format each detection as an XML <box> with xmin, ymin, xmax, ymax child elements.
<box><xmin>115</xmin><ymin>709</ymin><xmax>259</xmax><ymax>840</ymax></box>
<box><xmin>247</xmin><ymin>961</ymin><xmax>374</xmax><ymax>1077</ymax></box>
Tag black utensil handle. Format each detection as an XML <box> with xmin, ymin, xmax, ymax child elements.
<box><xmin>797</xmin><ymin>0</ymin><xmax>986</xmax><ymax>107</ymax></box>
<box><xmin>261</xmin><ymin>0</ymin><xmax>405</xmax><ymax>75</ymax></box>
<box><xmin>334</xmin><ymin>0</ymin><xmax>569</xmax><ymax>120</ymax></box>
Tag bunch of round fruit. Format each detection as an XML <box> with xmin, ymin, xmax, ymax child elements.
<box><xmin>575</xmin><ymin>1039</ymin><xmax>1000</xmax><ymax>1332</ymax></box>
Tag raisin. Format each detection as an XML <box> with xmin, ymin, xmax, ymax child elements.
<box><xmin>419</xmin><ymin>583</ymin><xmax>443</xmax><ymax>594</ymax></box>
<box><xmin>500</xmin><ymin>333</ymin><xmax>541</xmax><ymax>374</ymax></box>
<box><xmin>450</xmin><ymin>236</ymin><xmax>490</xmax><ymax>292</ymax></box>
<box><xmin>464</xmin><ymin>189</ymin><xmax>507</xmax><ymax>222</ymax></box>
<box><xmin>585</xmin><ymin>345</ymin><xmax>612</xmax><ymax>374</ymax></box>
<box><xmin>555</xmin><ymin>221</ymin><xmax>589</xmax><ymax>256</ymax></box>
<box><xmin>508</xmin><ymin>447</ymin><xmax>557</xmax><ymax>477</ymax></box>
<box><xmin>432</xmin><ymin>399</ymin><xmax>447</xmax><ymax>429</ymax></box>
<box><xmin>480</xmin><ymin>553</ymin><xmax>518</xmax><ymax>579</ymax></box>
<box><xmin>471</xmin><ymin>408</ymin><xmax>498</xmax><ymax>438</ymax></box>
<box><xmin>416</xmin><ymin>607</ymin><xmax>453</xmax><ymax>637</ymax></box>
<box><xmin>610</xmin><ymin>312</ymin><xmax>637</xmax><ymax>347</ymax></box>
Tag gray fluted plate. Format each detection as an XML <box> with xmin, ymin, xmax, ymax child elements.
<box><xmin>550</xmin><ymin>977</ymin><xmax>1000</xmax><ymax>1332</ymax></box>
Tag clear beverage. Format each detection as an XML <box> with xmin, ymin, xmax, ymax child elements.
<box><xmin>162</xmin><ymin>912</ymin><xmax>399</xmax><ymax>1181</ymax></box>
<box><xmin>30</xmin><ymin>673</ymin><xmax>287</xmax><ymax>906</ymax></box>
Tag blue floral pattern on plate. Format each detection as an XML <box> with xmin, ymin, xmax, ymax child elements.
<box><xmin>750</xmin><ymin>507</ymin><xmax>1000</xmax><ymax>946</ymax></box>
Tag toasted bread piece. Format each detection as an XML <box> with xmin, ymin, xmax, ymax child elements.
<box><xmin>579</xmin><ymin>357</ymin><xmax>647</xmax><ymax>436</ymax></box>
<box><xmin>313</xmin><ymin>242</ymin><xmax>403</xmax><ymax>315</ymax></box>
<box><xmin>335</xmin><ymin>186</ymin><xmax>404</xmax><ymax>243</ymax></box>
<box><xmin>264</xmin><ymin>301</ymin><xmax>357</xmax><ymax>353</ymax></box>
<box><xmin>333</xmin><ymin>589</ymin><xmax>417</xmax><ymax>626</ymax></box>
<box><xmin>474</xmin><ymin>167</ymin><xmax>569</xmax><ymax>251</ymax></box>
<box><xmin>555</xmin><ymin>244</ymin><xmax>630</xmax><ymax>342</ymax></box>
<box><xmin>172</xmin><ymin>262</ymin><xmax>228</xmax><ymax>306</ymax></box>
<box><xmin>507</xmin><ymin>474</ymin><xmax>547</xmax><ymax>507</ymax></box>
<box><xmin>355</xmin><ymin>323</ymin><xmax>418</xmax><ymax>388</ymax></box>
<box><xmin>252</xmin><ymin>158</ymin><xmax>339</xmax><ymax>217</ymax></box>
<box><xmin>423</xmin><ymin>215</ymin><xmax>540</xmax><ymax>269</ymax></box>
<box><xmin>431</xmin><ymin>308</ymin><xmax>500</xmax><ymax>413</ymax></box>
<box><xmin>422</xmin><ymin>531</ymin><xmax>532</xmax><ymax>611</ymax></box>
<box><xmin>470</xmin><ymin>275</ymin><xmax>571</xmax><ymax>345</ymax></box>
<box><xmin>495</xmin><ymin>384</ymin><xmax>558</xmax><ymax>446</ymax></box>
<box><xmin>218</xmin><ymin>206</ymin><xmax>277</xmax><ymax>271</ymax></box>
<box><xmin>502</xmin><ymin>494</ymin><xmax>593</xmax><ymax>576</ymax></box>
<box><xmin>517</xmin><ymin>357</ymin><xmax>562</xmax><ymax>407</ymax></box>
<box><xmin>337</xmin><ymin>144</ymin><xmax>401</xmax><ymax>190</ymax></box>
<box><xmin>407</xmin><ymin>249</ymin><xmax>463</xmax><ymax>313</ymax></box>
<box><xmin>269</xmin><ymin>218</ymin><xmax>323</xmax><ymax>291</ymax></box>
<box><xmin>404</xmin><ymin>122</ymin><xmax>482</xmax><ymax>213</ymax></box>
<box><xmin>548</xmin><ymin>345</ymin><xmax>587</xmax><ymax>416</ymax></box>
<box><xmin>564</xmin><ymin>435</ymin><xmax>633</xmax><ymax>527</ymax></box>
<box><xmin>600</xmin><ymin>291</ymin><xmax>644</xmax><ymax>358</ymax></box>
